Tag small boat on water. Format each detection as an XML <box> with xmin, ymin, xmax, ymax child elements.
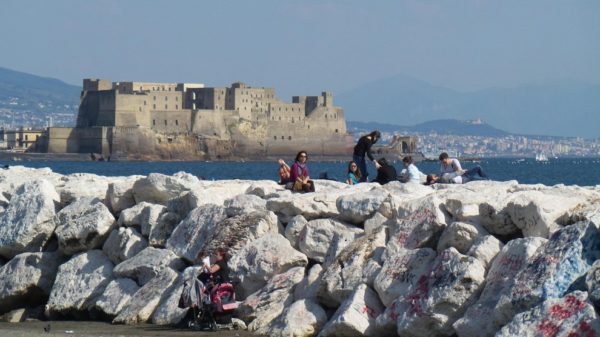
<box><xmin>535</xmin><ymin>152</ymin><xmax>548</xmax><ymax>162</ymax></box>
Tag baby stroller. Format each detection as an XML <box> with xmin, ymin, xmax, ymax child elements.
<box><xmin>180</xmin><ymin>271</ymin><xmax>240</xmax><ymax>331</ymax></box>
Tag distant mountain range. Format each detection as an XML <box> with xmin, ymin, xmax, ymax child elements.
<box><xmin>337</xmin><ymin>74</ymin><xmax>600</xmax><ymax>139</ymax></box>
<box><xmin>0</xmin><ymin>66</ymin><xmax>80</xmax><ymax>105</ymax></box>
<box><xmin>347</xmin><ymin>119</ymin><xmax>510</xmax><ymax>138</ymax></box>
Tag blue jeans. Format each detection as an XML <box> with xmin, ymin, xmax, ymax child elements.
<box><xmin>462</xmin><ymin>166</ymin><xmax>488</xmax><ymax>182</ymax></box>
<box><xmin>353</xmin><ymin>155</ymin><xmax>368</xmax><ymax>182</ymax></box>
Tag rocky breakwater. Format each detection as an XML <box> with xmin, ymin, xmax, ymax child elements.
<box><xmin>1</xmin><ymin>166</ymin><xmax>600</xmax><ymax>336</ymax></box>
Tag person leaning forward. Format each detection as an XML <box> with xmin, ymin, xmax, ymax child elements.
<box><xmin>353</xmin><ymin>130</ymin><xmax>382</xmax><ymax>182</ymax></box>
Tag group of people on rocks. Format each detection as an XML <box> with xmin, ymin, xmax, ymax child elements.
<box><xmin>277</xmin><ymin>130</ymin><xmax>489</xmax><ymax>192</ymax></box>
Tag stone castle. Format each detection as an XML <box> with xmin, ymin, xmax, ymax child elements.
<box><xmin>42</xmin><ymin>79</ymin><xmax>353</xmax><ymax>160</ymax></box>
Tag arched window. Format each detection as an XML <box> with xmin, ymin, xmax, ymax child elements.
<box><xmin>288</xmin><ymin>136</ymin><xmax>292</xmax><ymax>140</ymax></box>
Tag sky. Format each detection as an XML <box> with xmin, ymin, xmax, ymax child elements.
<box><xmin>0</xmin><ymin>0</ymin><xmax>599</xmax><ymax>99</ymax></box>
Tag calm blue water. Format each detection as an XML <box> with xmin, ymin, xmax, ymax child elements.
<box><xmin>7</xmin><ymin>158</ymin><xmax>600</xmax><ymax>186</ymax></box>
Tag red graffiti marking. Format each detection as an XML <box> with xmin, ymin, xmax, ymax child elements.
<box><xmin>406</xmin><ymin>275</ymin><xmax>429</xmax><ymax>316</ymax></box>
<box><xmin>537</xmin><ymin>294</ymin><xmax>593</xmax><ymax>337</ymax></box>
<box><xmin>389</xmin><ymin>302</ymin><xmax>399</xmax><ymax>321</ymax></box>
<box><xmin>396</xmin><ymin>232</ymin><xmax>409</xmax><ymax>245</ymax></box>
<box><xmin>361</xmin><ymin>305</ymin><xmax>377</xmax><ymax>319</ymax></box>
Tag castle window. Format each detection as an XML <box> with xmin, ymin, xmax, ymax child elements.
<box><xmin>308</xmin><ymin>125</ymin><xmax>310</xmax><ymax>129</ymax></box>
<box><xmin>274</xmin><ymin>136</ymin><xmax>277</xmax><ymax>140</ymax></box>
<box><xmin>165</xmin><ymin>104</ymin><xmax>168</xmax><ymax>109</ymax></box>
<box><xmin>335</xmin><ymin>129</ymin><xmax>339</xmax><ymax>133</ymax></box>
<box><xmin>164</xmin><ymin>120</ymin><xmax>167</xmax><ymax>125</ymax></box>
<box><xmin>279</xmin><ymin>116</ymin><xmax>281</xmax><ymax>121</ymax></box>
<box><xmin>175</xmin><ymin>120</ymin><xmax>179</xmax><ymax>126</ymax></box>
<box><xmin>153</xmin><ymin>104</ymin><xmax>156</xmax><ymax>109</ymax></box>
<box><xmin>176</xmin><ymin>105</ymin><xmax>178</xmax><ymax>109</ymax></box>
<box><xmin>288</xmin><ymin>136</ymin><xmax>292</xmax><ymax>140</ymax></box>
<box><xmin>281</xmin><ymin>136</ymin><xmax>284</xmax><ymax>140</ymax></box>
<box><xmin>144</xmin><ymin>101</ymin><xmax>146</xmax><ymax>105</ymax></box>
<box><xmin>153</xmin><ymin>119</ymin><xmax>156</xmax><ymax>126</ymax></box>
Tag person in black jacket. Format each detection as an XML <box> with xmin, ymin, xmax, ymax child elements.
<box><xmin>353</xmin><ymin>130</ymin><xmax>381</xmax><ymax>182</ymax></box>
<box><xmin>373</xmin><ymin>158</ymin><xmax>398</xmax><ymax>185</ymax></box>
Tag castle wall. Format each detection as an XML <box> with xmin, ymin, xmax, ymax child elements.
<box><xmin>46</xmin><ymin>127</ymin><xmax>110</xmax><ymax>154</ymax></box>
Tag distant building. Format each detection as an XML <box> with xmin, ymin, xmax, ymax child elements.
<box><xmin>41</xmin><ymin>79</ymin><xmax>352</xmax><ymax>159</ymax></box>
<box><xmin>2</xmin><ymin>128</ymin><xmax>45</xmax><ymax>150</ymax></box>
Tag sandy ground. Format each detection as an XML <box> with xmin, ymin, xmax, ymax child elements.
<box><xmin>0</xmin><ymin>321</ymin><xmax>255</xmax><ymax>337</ymax></box>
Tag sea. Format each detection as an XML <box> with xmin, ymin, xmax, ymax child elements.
<box><xmin>6</xmin><ymin>157</ymin><xmax>600</xmax><ymax>187</ymax></box>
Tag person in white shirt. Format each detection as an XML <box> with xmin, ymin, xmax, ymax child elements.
<box><xmin>402</xmin><ymin>156</ymin><xmax>425</xmax><ymax>183</ymax></box>
<box><xmin>439</xmin><ymin>152</ymin><xmax>463</xmax><ymax>174</ymax></box>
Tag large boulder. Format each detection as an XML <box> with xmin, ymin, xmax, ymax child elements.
<box><xmin>386</xmin><ymin>195</ymin><xmax>448</xmax><ymax>255</ymax></box>
<box><xmin>381</xmin><ymin>248</ymin><xmax>486</xmax><ymax>337</ymax></box>
<box><xmin>54</xmin><ymin>197</ymin><xmax>116</xmax><ymax>255</ymax></box>
<box><xmin>113</xmin><ymin>247</ymin><xmax>185</xmax><ymax>286</ymax></box>
<box><xmin>294</xmin><ymin>264</ymin><xmax>323</xmax><ymax>301</ymax></box>
<box><xmin>199</xmin><ymin>210</ymin><xmax>279</xmax><ymax>257</ymax></box>
<box><xmin>466</xmin><ymin>234</ymin><xmax>504</xmax><ymax>269</ymax></box>
<box><xmin>298</xmin><ymin>218</ymin><xmax>363</xmax><ymax>263</ymax></box>
<box><xmin>496</xmin><ymin>291</ymin><xmax>600</xmax><ymax>337</ymax></box>
<box><xmin>258</xmin><ymin>299</ymin><xmax>328</xmax><ymax>337</ymax></box>
<box><xmin>102</xmin><ymin>227</ymin><xmax>148</xmax><ymax>265</ymax></box>
<box><xmin>229</xmin><ymin>233</ymin><xmax>308</xmax><ymax>297</ymax></box>
<box><xmin>495</xmin><ymin>220</ymin><xmax>600</xmax><ymax>326</ymax></box>
<box><xmin>336</xmin><ymin>190</ymin><xmax>388</xmax><ymax>224</ymax></box>
<box><xmin>149</xmin><ymin>212</ymin><xmax>180</xmax><ymax>247</ymax></box>
<box><xmin>45</xmin><ymin>250</ymin><xmax>114</xmax><ymax>317</ymax></box>
<box><xmin>106</xmin><ymin>176</ymin><xmax>142</xmax><ymax>214</ymax></box>
<box><xmin>0</xmin><ymin>180</ymin><xmax>59</xmax><ymax>259</ymax></box>
<box><xmin>317</xmin><ymin>228</ymin><xmax>386</xmax><ymax>308</ymax></box>
<box><xmin>374</xmin><ymin>248</ymin><xmax>436</xmax><ymax>307</ymax></box>
<box><xmin>151</xmin><ymin>273</ymin><xmax>188</xmax><ymax>325</ymax></box>
<box><xmin>586</xmin><ymin>259</ymin><xmax>600</xmax><ymax>307</ymax></box>
<box><xmin>0</xmin><ymin>252</ymin><xmax>63</xmax><ymax>314</ymax></box>
<box><xmin>132</xmin><ymin>173</ymin><xmax>199</xmax><ymax>205</ymax></box>
<box><xmin>57</xmin><ymin>173</ymin><xmax>110</xmax><ymax>207</ymax></box>
<box><xmin>453</xmin><ymin>237</ymin><xmax>546</xmax><ymax>337</ymax></box>
<box><xmin>506</xmin><ymin>190</ymin><xmax>589</xmax><ymax>238</ymax></box>
<box><xmin>113</xmin><ymin>268</ymin><xmax>180</xmax><ymax>324</ymax></box>
<box><xmin>224</xmin><ymin>194</ymin><xmax>267</xmax><ymax>216</ymax></box>
<box><xmin>436</xmin><ymin>221</ymin><xmax>489</xmax><ymax>254</ymax></box>
<box><xmin>92</xmin><ymin>278</ymin><xmax>139</xmax><ymax>318</ymax></box>
<box><xmin>285</xmin><ymin>215</ymin><xmax>308</xmax><ymax>249</ymax></box>
<box><xmin>117</xmin><ymin>202</ymin><xmax>152</xmax><ymax>227</ymax></box>
<box><xmin>238</xmin><ymin>267</ymin><xmax>305</xmax><ymax>333</ymax></box>
<box><xmin>266</xmin><ymin>187</ymin><xmax>359</xmax><ymax>222</ymax></box>
<box><xmin>0</xmin><ymin>166</ymin><xmax>62</xmax><ymax>200</ymax></box>
<box><xmin>165</xmin><ymin>204</ymin><xmax>227</xmax><ymax>263</ymax></box>
<box><xmin>318</xmin><ymin>284</ymin><xmax>386</xmax><ymax>337</ymax></box>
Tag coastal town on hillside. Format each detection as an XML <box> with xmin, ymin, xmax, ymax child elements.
<box><xmin>1</xmin><ymin>95</ymin><xmax>599</xmax><ymax>158</ymax></box>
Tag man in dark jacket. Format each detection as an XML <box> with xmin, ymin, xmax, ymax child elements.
<box><xmin>353</xmin><ymin>130</ymin><xmax>381</xmax><ymax>182</ymax></box>
<box><xmin>372</xmin><ymin>158</ymin><xmax>397</xmax><ymax>185</ymax></box>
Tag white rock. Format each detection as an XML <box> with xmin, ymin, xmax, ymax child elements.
<box><xmin>0</xmin><ymin>180</ymin><xmax>59</xmax><ymax>259</ymax></box>
<box><xmin>54</xmin><ymin>197</ymin><xmax>116</xmax><ymax>255</ymax></box>
<box><xmin>259</xmin><ymin>299</ymin><xmax>328</xmax><ymax>337</ymax></box>
<box><xmin>495</xmin><ymin>220</ymin><xmax>600</xmax><ymax>326</ymax></box>
<box><xmin>165</xmin><ymin>204</ymin><xmax>227</xmax><ymax>263</ymax></box>
<box><xmin>0</xmin><ymin>252</ymin><xmax>63</xmax><ymax>313</ymax></box>
<box><xmin>106</xmin><ymin>176</ymin><xmax>141</xmax><ymax>214</ymax></box>
<box><xmin>151</xmin><ymin>273</ymin><xmax>188</xmax><ymax>325</ymax></box>
<box><xmin>57</xmin><ymin>173</ymin><xmax>110</xmax><ymax>207</ymax></box>
<box><xmin>386</xmin><ymin>195</ymin><xmax>448</xmax><ymax>255</ymax></box>
<box><xmin>113</xmin><ymin>268</ymin><xmax>180</xmax><ymax>324</ymax></box>
<box><xmin>229</xmin><ymin>233</ymin><xmax>307</xmax><ymax>297</ymax></box>
<box><xmin>466</xmin><ymin>234</ymin><xmax>504</xmax><ymax>269</ymax></box>
<box><xmin>586</xmin><ymin>259</ymin><xmax>600</xmax><ymax>307</ymax></box>
<box><xmin>318</xmin><ymin>228</ymin><xmax>386</xmax><ymax>308</ymax></box>
<box><xmin>496</xmin><ymin>291</ymin><xmax>600</xmax><ymax>337</ymax></box>
<box><xmin>374</xmin><ymin>248</ymin><xmax>436</xmax><ymax>307</ymax></box>
<box><xmin>117</xmin><ymin>202</ymin><xmax>152</xmax><ymax>227</ymax></box>
<box><xmin>507</xmin><ymin>189</ymin><xmax>589</xmax><ymax>238</ymax></box>
<box><xmin>285</xmin><ymin>215</ymin><xmax>308</xmax><ymax>249</ymax></box>
<box><xmin>113</xmin><ymin>247</ymin><xmax>185</xmax><ymax>286</ymax></box>
<box><xmin>46</xmin><ymin>250</ymin><xmax>114</xmax><ymax>317</ymax></box>
<box><xmin>391</xmin><ymin>248</ymin><xmax>486</xmax><ymax>337</ymax></box>
<box><xmin>364</xmin><ymin>212</ymin><xmax>388</xmax><ymax>235</ymax></box>
<box><xmin>149</xmin><ymin>212</ymin><xmax>180</xmax><ymax>247</ymax></box>
<box><xmin>238</xmin><ymin>267</ymin><xmax>305</xmax><ymax>332</ymax></box>
<box><xmin>132</xmin><ymin>173</ymin><xmax>198</xmax><ymax>205</ymax></box>
<box><xmin>139</xmin><ymin>203</ymin><xmax>166</xmax><ymax>236</ymax></box>
<box><xmin>93</xmin><ymin>278</ymin><xmax>139</xmax><ymax>318</ymax></box>
<box><xmin>224</xmin><ymin>194</ymin><xmax>267</xmax><ymax>216</ymax></box>
<box><xmin>318</xmin><ymin>284</ymin><xmax>386</xmax><ymax>337</ymax></box>
<box><xmin>453</xmin><ymin>237</ymin><xmax>546</xmax><ymax>337</ymax></box>
<box><xmin>266</xmin><ymin>187</ymin><xmax>359</xmax><ymax>222</ymax></box>
<box><xmin>0</xmin><ymin>166</ymin><xmax>62</xmax><ymax>200</ymax></box>
<box><xmin>336</xmin><ymin>190</ymin><xmax>388</xmax><ymax>224</ymax></box>
<box><xmin>102</xmin><ymin>227</ymin><xmax>148</xmax><ymax>265</ymax></box>
<box><xmin>437</xmin><ymin>221</ymin><xmax>489</xmax><ymax>254</ymax></box>
<box><xmin>294</xmin><ymin>264</ymin><xmax>323</xmax><ymax>301</ymax></box>
<box><xmin>299</xmin><ymin>218</ymin><xmax>363</xmax><ymax>263</ymax></box>
<box><xmin>246</xmin><ymin>180</ymin><xmax>286</xmax><ymax>198</ymax></box>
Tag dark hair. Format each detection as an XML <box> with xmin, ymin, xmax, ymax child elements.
<box><xmin>216</xmin><ymin>247</ymin><xmax>227</xmax><ymax>258</ymax></box>
<box><xmin>347</xmin><ymin>161</ymin><xmax>361</xmax><ymax>180</ymax></box>
<box><xmin>369</xmin><ymin>130</ymin><xmax>381</xmax><ymax>143</ymax></box>
<box><xmin>377</xmin><ymin>157</ymin><xmax>388</xmax><ymax>166</ymax></box>
<box><xmin>439</xmin><ymin>152</ymin><xmax>449</xmax><ymax>161</ymax></box>
<box><xmin>402</xmin><ymin>156</ymin><xmax>413</xmax><ymax>165</ymax></box>
<box><xmin>295</xmin><ymin>150</ymin><xmax>308</xmax><ymax>162</ymax></box>
<box><xmin>425</xmin><ymin>174</ymin><xmax>436</xmax><ymax>185</ymax></box>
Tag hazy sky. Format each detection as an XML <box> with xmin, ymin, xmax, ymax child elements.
<box><xmin>1</xmin><ymin>0</ymin><xmax>598</xmax><ymax>98</ymax></box>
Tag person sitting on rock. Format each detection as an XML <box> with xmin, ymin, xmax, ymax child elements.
<box><xmin>372</xmin><ymin>158</ymin><xmax>397</xmax><ymax>185</ymax></box>
<box><xmin>346</xmin><ymin>160</ymin><xmax>362</xmax><ymax>185</ymax></box>
<box><xmin>400</xmin><ymin>156</ymin><xmax>425</xmax><ymax>183</ymax></box>
<box><xmin>290</xmin><ymin>150</ymin><xmax>315</xmax><ymax>192</ymax></box>
<box><xmin>439</xmin><ymin>152</ymin><xmax>463</xmax><ymax>176</ymax></box>
<box><xmin>425</xmin><ymin>166</ymin><xmax>488</xmax><ymax>185</ymax></box>
<box><xmin>277</xmin><ymin>158</ymin><xmax>291</xmax><ymax>185</ymax></box>
<box><xmin>203</xmin><ymin>248</ymin><xmax>230</xmax><ymax>284</ymax></box>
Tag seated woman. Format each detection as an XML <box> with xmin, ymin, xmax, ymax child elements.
<box><xmin>277</xmin><ymin>158</ymin><xmax>291</xmax><ymax>184</ymax></box>
<box><xmin>199</xmin><ymin>248</ymin><xmax>230</xmax><ymax>285</ymax></box>
<box><xmin>372</xmin><ymin>158</ymin><xmax>397</xmax><ymax>185</ymax></box>
<box><xmin>346</xmin><ymin>161</ymin><xmax>362</xmax><ymax>185</ymax></box>
<box><xmin>290</xmin><ymin>150</ymin><xmax>315</xmax><ymax>192</ymax></box>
